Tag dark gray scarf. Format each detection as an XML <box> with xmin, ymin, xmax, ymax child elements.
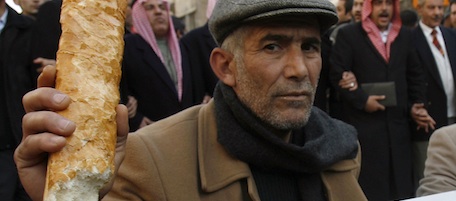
<box><xmin>214</xmin><ymin>83</ymin><xmax>358</xmax><ymax>200</ymax></box>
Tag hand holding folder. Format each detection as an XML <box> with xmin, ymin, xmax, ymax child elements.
<box><xmin>361</xmin><ymin>82</ymin><xmax>397</xmax><ymax>107</ymax></box>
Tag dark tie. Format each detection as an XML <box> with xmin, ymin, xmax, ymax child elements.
<box><xmin>431</xmin><ymin>29</ymin><xmax>445</xmax><ymax>56</ymax></box>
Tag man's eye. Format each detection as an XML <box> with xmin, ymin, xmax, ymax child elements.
<box><xmin>144</xmin><ymin>5</ymin><xmax>154</xmax><ymax>10</ymax></box>
<box><xmin>264</xmin><ymin>44</ymin><xmax>280</xmax><ymax>51</ymax></box>
<box><xmin>302</xmin><ymin>44</ymin><xmax>319</xmax><ymax>52</ymax></box>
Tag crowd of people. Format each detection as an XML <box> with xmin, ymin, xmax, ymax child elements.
<box><xmin>1</xmin><ymin>0</ymin><xmax>456</xmax><ymax>200</ymax></box>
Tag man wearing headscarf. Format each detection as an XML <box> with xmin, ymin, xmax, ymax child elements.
<box><xmin>329</xmin><ymin>0</ymin><xmax>435</xmax><ymax>200</ymax></box>
<box><xmin>121</xmin><ymin>0</ymin><xmax>195</xmax><ymax>131</ymax></box>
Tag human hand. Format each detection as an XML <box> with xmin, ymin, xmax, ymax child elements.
<box><xmin>411</xmin><ymin>103</ymin><xmax>436</xmax><ymax>133</ymax></box>
<box><xmin>33</xmin><ymin>57</ymin><xmax>57</xmax><ymax>73</ymax></box>
<box><xmin>14</xmin><ymin>65</ymin><xmax>129</xmax><ymax>200</ymax></box>
<box><xmin>126</xmin><ymin>96</ymin><xmax>138</xmax><ymax>118</ymax></box>
<box><xmin>201</xmin><ymin>95</ymin><xmax>212</xmax><ymax>104</ymax></box>
<box><xmin>339</xmin><ymin>71</ymin><xmax>358</xmax><ymax>91</ymax></box>
<box><xmin>139</xmin><ymin>116</ymin><xmax>154</xmax><ymax>128</ymax></box>
<box><xmin>364</xmin><ymin>95</ymin><xmax>386</xmax><ymax>113</ymax></box>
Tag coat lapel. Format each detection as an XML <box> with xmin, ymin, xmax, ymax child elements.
<box><xmin>197</xmin><ymin>101</ymin><xmax>259</xmax><ymax>200</ymax></box>
<box><xmin>414</xmin><ymin>26</ymin><xmax>445</xmax><ymax>90</ymax></box>
<box><xmin>2</xmin><ymin>7</ymin><xmax>22</xmax><ymax>63</ymax></box>
<box><xmin>357</xmin><ymin>24</ymin><xmax>388</xmax><ymax>66</ymax></box>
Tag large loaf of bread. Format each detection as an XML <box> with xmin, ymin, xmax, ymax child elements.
<box><xmin>43</xmin><ymin>0</ymin><xmax>127</xmax><ymax>200</ymax></box>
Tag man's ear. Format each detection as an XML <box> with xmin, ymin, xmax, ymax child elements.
<box><xmin>210</xmin><ymin>47</ymin><xmax>236</xmax><ymax>87</ymax></box>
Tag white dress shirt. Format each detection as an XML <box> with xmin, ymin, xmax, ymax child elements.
<box><xmin>419</xmin><ymin>21</ymin><xmax>455</xmax><ymax>118</ymax></box>
<box><xmin>0</xmin><ymin>9</ymin><xmax>8</xmax><ymax>33</ymax></box>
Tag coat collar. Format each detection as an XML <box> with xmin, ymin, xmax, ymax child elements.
<box><xmin>4</xmin><ymin>5</ymin><xmax>32</xmax><ymax>30</ymax></box>
<box><xmin>197</xmin><ymin>100</ymin><xmax>253</xmax><ymax>192</ymax></box>
<box><xmin>195</xmin><ymin>100</ymin><xmax>363</xmax><ymax>200</ymax></box>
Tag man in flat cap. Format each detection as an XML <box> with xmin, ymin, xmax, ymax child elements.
<box><xmin>15</xmin><ymin>0</ymin><xmax>367</xmax><ymax>200</ymax></box>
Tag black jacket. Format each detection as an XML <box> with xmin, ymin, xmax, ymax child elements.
<box><xmin>180</xmin><ymin>23</ymin><xmax>218</xmax><ymax>103</ymax></box>
<box><xmin>0</xmin><ymin>6</ymin><xmax>36</xmax><ymax>149</ymax></box>
<box><xmin>121</xmin><ymin>34</ymin><xmax>196</xmax><ymax>131</ymax></box>
<box><xmin>411</xmin><ymin>26</ymin><xmax>456</xmax><ymax>141</ymax></box>
<box><xmin>30</xmin><ymin>0</ymin><xmax>62</xmax><ymax>61</ymax></box>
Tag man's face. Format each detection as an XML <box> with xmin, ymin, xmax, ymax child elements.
<box><xmin>418</xmin><ymin>0</ymin><xmax>444</xmax><ymax>28</ymax></box>
<box><xmin>352</xmin><ymin>0</ymin><xmax>364</xmax><ymax>22</ymax></box>
<box><xmin>14</xmin><ymin>0</ymin><xmax>45</xmax><ymax>16</ymax></box>
<box><xmin>231</xmin><ymin>22</ymin><xmax>321</xmax><ymax>131</ymax></box>
<box><xmin>336</xmin><ymin>0</ymin><xmax>352</xmax><ymax>23</ymax></box>
<box><xmin>143</xmin><ymin>0</ymin><xmax>169</xmax><ymax>39</ymax></box>
<box><xmin>449</xmin><ymin>3</ymin><xmax>456</xmax><ymax>28</ymax></box>
<box><xmin>370</xmin><ymin>0</ymin><xmax>393</xmax><ymax>31</ymax></box>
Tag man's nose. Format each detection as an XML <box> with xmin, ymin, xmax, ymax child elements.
<box><xmin>153</xmin><ymin>5</ymin><xmax>164</xmax><ymax>13</ymax></box>
<box><xmin>284</xmin><ymin>47</ymin><xmax>308</xmax><ymax>79</ymax></box>
<box><xmin>433</xmin><ymin>7</ymin><xmax>443</xmax><ymax>15</ymax></box>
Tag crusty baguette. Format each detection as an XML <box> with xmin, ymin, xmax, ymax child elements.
<box><xmin>43</xmin><ymin>0</ymin><xmax>127</xmax><ymax>200</ymax></box>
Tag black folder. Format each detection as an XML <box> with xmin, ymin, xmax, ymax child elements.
<box><xmin>361</xmin><ymin>82</ymin><xmax>397</xmax><ymax>107</ymax></box>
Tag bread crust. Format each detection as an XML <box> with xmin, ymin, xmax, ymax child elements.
<box><xmin>43</xmin><ymin>0</ymin><xmax>127</xmax><ymax>200</ymax></box>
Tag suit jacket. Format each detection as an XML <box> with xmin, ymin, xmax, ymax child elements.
<box><xmin>30</xmin><ymin>0</ymin><xmax>62</xmax><ymax>61</ymax></box>
<box><xmin>0</xmin><ymin>6</ymin><xmax>36</xmax><ymax>149</ymax></box>
<box><xmin>329</xmin><ymin>22</ymin><xmax>425</xmax><ymax>200</ymax></box>
<box><xmin>416</xmin><ymin>124</ymin><xmax>456</xmax><ymax>196</ymax></box>
<box><xmin>180</xmin><ymin>23</ymin><xmax>219</xmax><ymax>103</ymax></box>
<box><xmin>104</xmin><ymin>100</ymin><xmax>367</xmax><ymax>201</ymax></box>
<box><xmin>411</xmin><ymin>25</ymin><xmax>456</xmax><ymax>141</ymax></box>
<box><xmin>121</xmin><ymin>34</ymin><xmax>195</xmax><ymax>130</ymax></box>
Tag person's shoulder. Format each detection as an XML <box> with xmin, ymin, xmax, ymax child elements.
<box><xmin>124</xmin><ymin>34</ymin><xmax>146</xmax><ymax>47</ymax></box>
<box><xmin>430</xmin><ymin>124</ymin><xmax>456</xmax><ymax>144</ymax></box>
<box><xmin>40</xmin><ymin>0</ymin><xmax>62</xmax><ymax>10</ymax></box>
<box><xmin>6</xmin><ymin>6</ymin><xmax>34</xmax><ymax>29</ymax></box>
<box><xmin>441</xmin><ymin>26</ymin><xmax>456</xmax><ymax>37</ymax></box>
<box><xmin>131</xmin><ymin>104</ymin><xmax>207</xmax><ymax>142</ymax></box>
<box><xmin>180</xmin><ymin>24</ymin><xmax>210</xmax><ymax>44</ymax></box>
<box><xmin>337</xmin><ymin>22</ymin><xmax>360</xmax><ymax>36</ymax></box>
<box><xmin>410</xmin><ymin>24</ymin><xmax>422</xmax><ymax>34</ymax></box>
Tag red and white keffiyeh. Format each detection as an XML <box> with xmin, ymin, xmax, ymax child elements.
<box><xmin>361</xmin><ymin>0</ymin><xmax>402</xmax><ymax>63</ymax></box>
<box><xmin>132</xmin><ymin>0</ymin><xmax>183</xmax><ymax>101</ymax></box>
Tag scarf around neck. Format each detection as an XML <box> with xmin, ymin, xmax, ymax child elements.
<box><xmin>214</xmin><ymin>83</ymin><xmax>358</xmax><ymax>174</ymax></box>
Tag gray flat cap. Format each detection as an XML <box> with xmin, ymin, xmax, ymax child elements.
<box><xmin>208</xmin><ymin>0</ymin><xmax>338</xmax><ymax>45</ymax></box>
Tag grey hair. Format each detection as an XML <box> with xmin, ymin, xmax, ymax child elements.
<box><xmin>220</xmin><ymin>25</ymin><xmax>250</xmax><ymax>62</ymax></box>
<box><xmin>417</xmin><ymin>0</ymin><xmax>427</xmax><ymax>6</ymax></box>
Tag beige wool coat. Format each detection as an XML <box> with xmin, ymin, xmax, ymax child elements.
<box><xmin>103</xmin><ymin>100</ymin><xmax>367</xmax><ymax>201</ymax></box>
<box><xmin>417</xmin><ymin>124</ymin><xmax>456</xmax><ymax>196</ymax></box>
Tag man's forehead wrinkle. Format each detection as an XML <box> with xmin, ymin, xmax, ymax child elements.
<box><xmin>260</xmin><ymin>34</ymin><xmax>293</xmax><ymax>43</ymax></box>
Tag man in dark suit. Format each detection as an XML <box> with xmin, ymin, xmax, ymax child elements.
<box><xmin>122</xmin><ymin>0</ymin><xmax>195</xmax><ymax>131</ymax></box>
<box><xmin>0</xmin><ymin>0</ymin><xmax>35</xmax><ymax>200</ymax></box>
<box><xmin>412</xmin><ymin>0</ymin><xmax>456</xmax><ymax>190</ymax></box>
<box><xmin>180</xmin><ymin>0</ymin><xmax>218</xmax><ymax>105</ymax></box>
<box><xmin>180</xmin><ymin>23</ymin><xmax>218</xmax><ymax>104</ymax></box>
<box><xmin>329</xmin><ymin>0</ymin><xmax>434</xmax><ymax>200</ymax></box>
<box><xmin>315</xmin><ymin>0</ymin><xmax>353</xmax><ymax>119</ymax></box>
<box><xmin>30</xmin><ymin>0</ymin><xmax>61</xmax><ymax>73</ymax></box>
